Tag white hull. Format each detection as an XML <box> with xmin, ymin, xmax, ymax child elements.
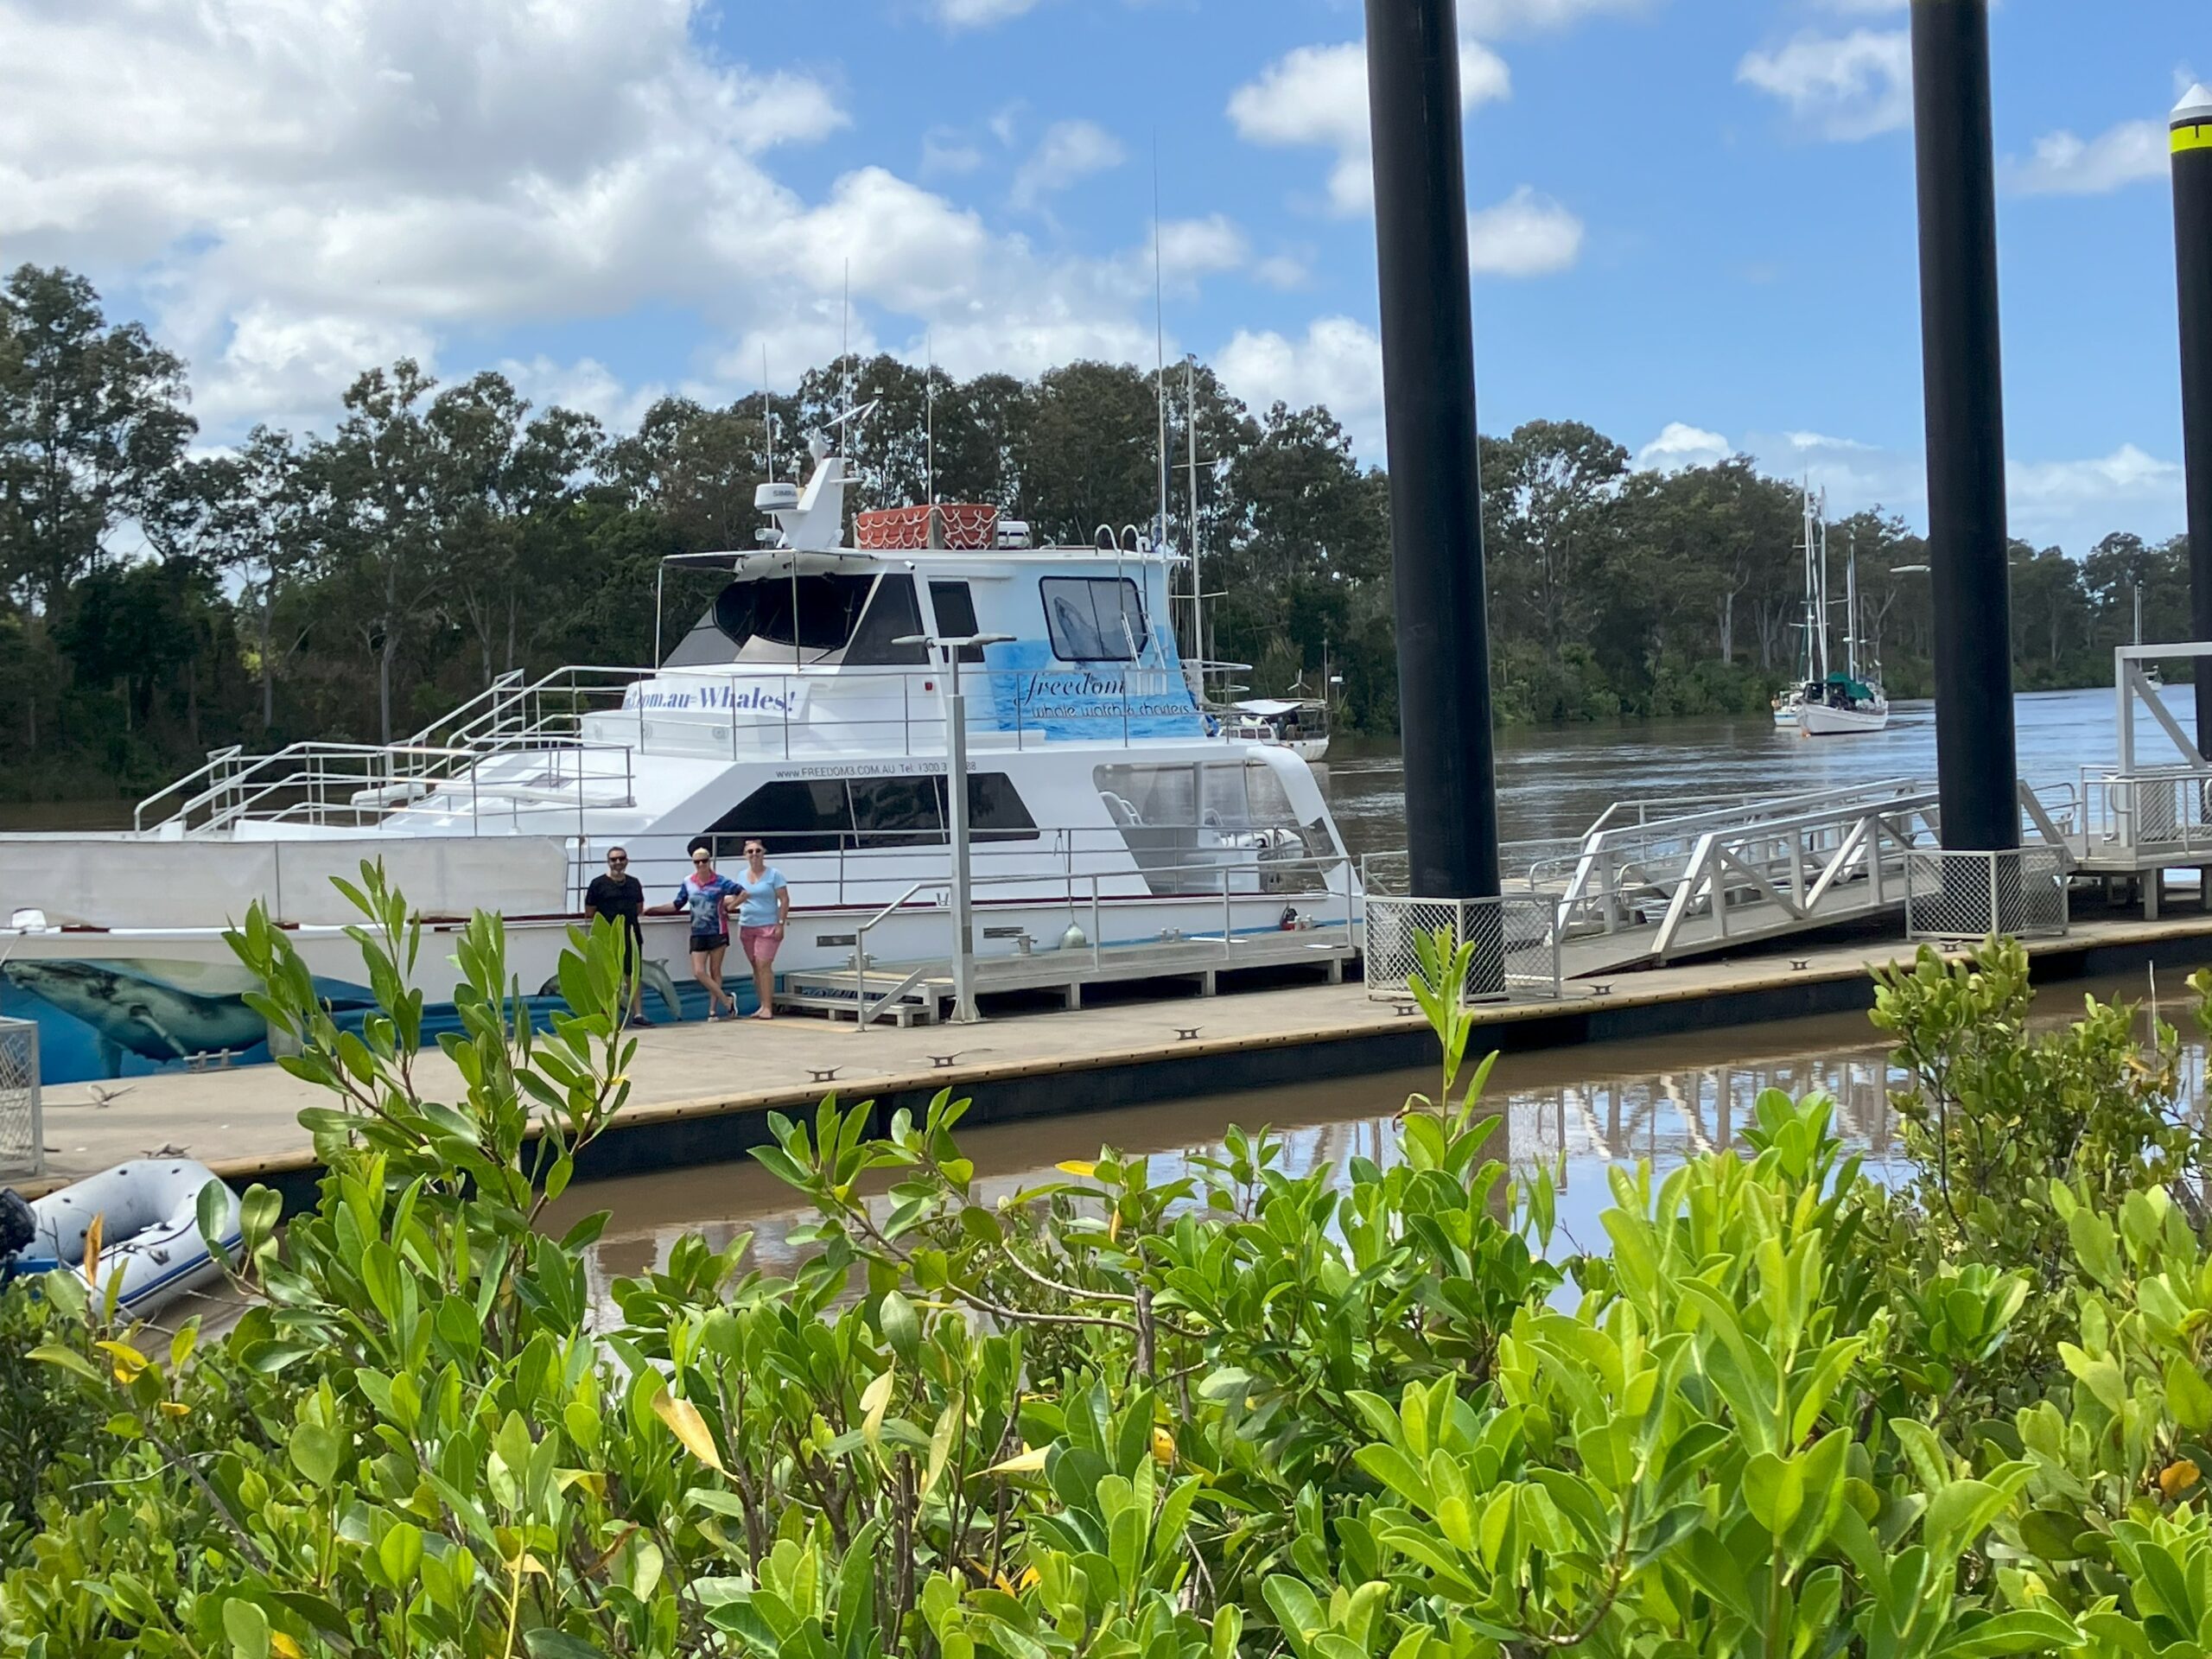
<box><xmin>1800</xmin><ymin>702</ymin><xmax>1890</xmax><ymax>736</ymax></box>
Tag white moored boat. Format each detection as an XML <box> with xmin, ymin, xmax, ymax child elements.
<box><xmin>0</xmin><ymin>436</ymin><xmax>1359</xmax><ymax>1079</ymax></box>
<box><xmin>1799</xmin><ymin>676</ymin><xmax>1891</xmax><ymax>737</ymax></box>
<box><xmin>1789</xmin><ymin>486</ymin><xmax>1890</xmax><ymax>740</ymax></box>
<box><xmin>3</xmin><ymin>1160</ymin><xmax>243</xmax><ymax>1319</ymax></box>
<box><xmin>1223</xmin><ymin>699</ymin><xmax>1331</xmax><ymax>761</ymax></box>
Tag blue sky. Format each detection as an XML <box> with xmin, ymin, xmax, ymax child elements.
<box><xmin>1</xmin><ymin>0</ymin><xmax>2201</xmax><ymax>551</ymax></box>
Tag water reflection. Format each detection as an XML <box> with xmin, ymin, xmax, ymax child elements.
<box><xmin>563</xmin><ymin>971</ymin><xmax>2199</xmax><ymax>1309</ymax></box>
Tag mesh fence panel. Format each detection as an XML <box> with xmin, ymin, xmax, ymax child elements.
<box><xmin>1363</xmin><ymin>896</ymin><xmax>1561</xmax><ymax>1001</ymax></box>
<box><xmin>1904</xmin><ymin>849</ymin><xmax>2069</xmax><ymax>942</ymax></box>
<box><xmin>0</xmin><ymin>1018</ymin><xmax>40</xmax><ymax>1180</ymax></box>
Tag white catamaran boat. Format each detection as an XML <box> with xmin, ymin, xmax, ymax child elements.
<box><xmin>0</xmin><ymin>438</ymin><xmax>1358</xmax><ymax>1082</ymax></box>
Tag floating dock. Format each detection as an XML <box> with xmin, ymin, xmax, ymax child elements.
<box><xmin>20</xmin><ymin>908</ymin><xmax>2212</xmax><ymax>1211</ymax></box>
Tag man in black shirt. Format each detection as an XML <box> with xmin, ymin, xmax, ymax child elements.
<box><xmin>584</xmin><ymin>847</ymin><xmax>651</xmax><ymax>1026</ymax></box>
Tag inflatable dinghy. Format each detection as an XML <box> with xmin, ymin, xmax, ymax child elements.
<box><xmin>2</xmin><ymin>1159</ymin><xmax>243</xmax><ymax>1319</ymax></box>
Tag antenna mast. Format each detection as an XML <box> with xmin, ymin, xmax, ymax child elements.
<box><xmin>1153</xmin><ymin>147</ymin><xmax>1169</xmax><ymax>552</ymax></box>
<box><xmin>761</xmin><ymin>346</ymin><xmax>774</xmax><ymax>484</ymax></box>
<box><xmin>925</xmin><ymin>330</ymin><xmax>937</xmax><ymax>511</ymax></box>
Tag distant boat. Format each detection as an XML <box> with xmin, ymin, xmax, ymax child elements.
<box><xmin>1801</xmin><ymin>672</ymin><xmax>1891</xmax><ymax>736</ymax></box>
<box><xmin>1772</xmin><ymin>688</ymin><xmax>1804</xmax><ymax>729</ymax></box>
<box><xmin>1798</xmin><ymin>496</ymin><xmax>1890</xmax><ymax>738</ymax></box>
<box><xmin>1224</xmin><ymin>698</ymin><xmax>1331</xmax><ymax>760</ymax></box>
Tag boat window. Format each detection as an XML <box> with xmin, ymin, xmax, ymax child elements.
<box><xmin>929</xmin><ymin>581</ymin><xmax>987</xmax><ymax>664</ymax></box>
<box><xmin>966</xmin><ymin>772</ymin><xmax>1040</xmax><ymax>842</ymax></box>
<box><xmin>1096</xmin><ymin>761</ymin><xmax>1315</xmax><ymax>894</ymax></box>
<box><xmin>702</xmin><ymin>772</ymin><xmax>1039</xmax><ymax>855</ymax></box>
<box><xmin>1040</xmin><ymin>576</ymin><xmax>1147</xmax><ymax>663</ymax></box>
<box><xmin>845</xmin><ymin>575</ymin><xmax>931</xmax><ymax>666</ymax></box>
<box><xmin>850</xmin><ymin>776</ymin><xmax>946</xmax><ymax>849</ymax></box>
<box><xmin>701</xmin><ymin>780</ymin><xmax>852</xmax><ymax>855</ymax></box>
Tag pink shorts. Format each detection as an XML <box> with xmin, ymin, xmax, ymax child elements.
<box><xmin>739</xmin><ymin>925</ymin><xmax>784</xmax><ymax>964</ymax></box>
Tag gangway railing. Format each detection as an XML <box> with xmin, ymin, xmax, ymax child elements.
<box><xmin>1551</xmin><ymin>779</ymin><xmax>2071</xmax><ymax>967</ymax></box>
<box><xmin>2080</xmin><ymin>766</ymin><xmax>2212</xmax><ymax>861</ymax></box>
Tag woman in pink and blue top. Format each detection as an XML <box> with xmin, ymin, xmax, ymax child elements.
<box><xmin>733</xmin><ymin>839</ymin><xmax>792</xmax><ymax>1021</ymax></box>
<box><xmin>649</xmin><ymin>842</ymin><xmax>744</xmax><ymax>1020</ymax></box>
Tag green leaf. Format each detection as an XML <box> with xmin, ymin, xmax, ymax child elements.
<box><xmin>524</xmin><ymin>1631</ymin><xmax>609</xmax><ymax>1657</ymax></box>
<box><xmin>1929</xmin><ymin>1610</ymin><xmax>2083</xmax><ymax>1656</ymax></box>
<box><xmin>223</xmin><ymin>1599</ymin><xmax>271</xmax><ymax>1659</ymax></box>
<box><xmin>1744</xmin><ymin>1451</ymin><xmax>1804</xmax><ymax>1536</ymax></box>
<box><xmin>289</xmin><ymin>1422</ymin><xmax>344</xmax><ymax>1489</ymax></box>
<box><xmin>25</xmin><ymin>1344</ymin><xmax>99</xmax><ymax>1382</ymax></box>
<box><xmin>880</xmin><ymin>1290</ymin><xmax>921</xmax><ymax>1364</ymax></box>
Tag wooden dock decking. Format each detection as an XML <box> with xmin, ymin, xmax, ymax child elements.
<box><xmin>18</xmin><ymin>909</ymin><xmax>2212</xmax><ymax>1205</ymax></box>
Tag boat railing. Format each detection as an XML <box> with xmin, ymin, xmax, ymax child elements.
<box><xmin>139</xmin><ymin>661</ymin><xmax>1230</xmax><ymax>830</ymax></box>
<box><xmin>838</xmin><ymin>851</ymin><xmax>1359</xmax><ymax>1029</ymax></box>
<box><xmin>571</xmin><ymin>823</ymin><xmax>1351</xmax><ymax>915</ymax></box>
<box><xmin>467</xmin><ymin>662</ymin><xmax>1211</xmax><ymax>760</ymax></box>
<box><xmin>138</xmin><ymin>738</ymin><xmax>639</xmax><ymax>837</ymax></box>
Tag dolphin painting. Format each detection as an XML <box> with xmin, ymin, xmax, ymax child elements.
<box><xmin>537</xmin><ymin>958</ymin><xmax>686</xmax><ymax>1022</ymax></box>
<box><xmin>1</xmin><ymin>960</ymin><xmax>270</xmax><ymax>1079</ymax></box>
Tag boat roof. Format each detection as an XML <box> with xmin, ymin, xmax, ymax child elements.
<box><xmin>1233</xmin><ymin>698</ymin><xmax>1322</xmax><ymax>715</ymax></box>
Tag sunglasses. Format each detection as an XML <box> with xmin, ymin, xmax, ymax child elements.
<box><xmin>607</xmin><ymin>855</ymin><xmax>627</xmax><ymax>865</ymax></box>
<box><xmin>692</xmin><ymin>855</ymin><xmax>711</xmax><ymax>864</ymax></box>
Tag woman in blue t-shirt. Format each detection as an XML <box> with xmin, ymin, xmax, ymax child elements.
<box><xmin>648</xmin><ymin>842</ymin><xmax>744</xmax><ymax>1020</ymax></box>
<box><xmin>733</xmin><ymin>840</ymin><xmax>792</xmax><ymax>1021</ymax></box>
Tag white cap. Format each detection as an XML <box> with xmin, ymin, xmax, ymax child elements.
<box><xmin>2176</xmin><ymin>84</ymin><xmax>2212</xmax><ymax>126</ymax></box>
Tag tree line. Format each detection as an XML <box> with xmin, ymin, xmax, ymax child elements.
<box><xmin>0</xmin><ymin>262</ymin><xmax>2190</xmax><ymax>804</ymax></box>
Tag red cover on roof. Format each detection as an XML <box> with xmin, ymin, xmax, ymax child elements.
<box><xmin>855</xmin><ymin>504</ymin><xmax>1000</xmax><ymax>551</ymax></box>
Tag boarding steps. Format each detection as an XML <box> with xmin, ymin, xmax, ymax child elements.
<box><xmin>779</xmin><ymin>929</ymin><xmax>1356</xmax><ymax>1027</ymax></box>
<box><xmin>1527</xmin><ymin>778</ymin><xmax>2074</xmax><ymax>980</ymax></box>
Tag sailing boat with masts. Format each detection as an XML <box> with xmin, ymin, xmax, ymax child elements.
<box><xmin>1800</xmin><ymin>493</ymin><xmax>1890</xmax><ymax>736</ymax></box>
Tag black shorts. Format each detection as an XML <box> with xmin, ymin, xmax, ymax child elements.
<box><xmin>690</xmin><ymin>932</ymin><xmax>730</xmax><ymax>954</ymax></box>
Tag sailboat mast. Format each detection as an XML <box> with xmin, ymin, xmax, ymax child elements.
<box><xmin>1816</xmin><ymin>491</ymin><xmax>1832</xmax><ymax>681</ymax></box>
<box><xmin>1843</xmin><ymin>524</ymin><xmax>1857</xmax><ymax>681</ymax></box>
<box><xmin>1185</xmin><ymin>356</ymin><xmax>1203</xmax><ymax>675</ymax></box>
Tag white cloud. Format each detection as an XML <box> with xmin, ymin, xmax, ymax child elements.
<box><xmin>2006</xmin><ymin>121</ymin><xmax>2167</xmax><ymax>196</ymax></box>
<box><xmin>1155</xmin><ymin>216</ymin><xmax>1250</xmax><ymax>282</ymax></box>
<box><xmin>1227</xmin><ymin>40</ymin><xmax>1510</xmax><ymax>216</ymax></box>
<box><xmin>0</xmin><ymin>0</ymin><xmax>1250</xmax><ymax>440</ymax></box>
<box><xmin>1717</xmin><ymin>430</ymin><xmax>2184</xmax><ymax>550</ymax></box>
<box><xmin>931</xmin><ymin>0</ymin><xmax>1045</xmax><ymax>29</ymax></box>
<box><xmin>2008</xmin><ymin>445</ymin><xmax>2183</xmax><ymax>520</ymax></box>
<box><xmin>1009</xmin><ymin>119</ymin><xmax>1126</xmax><ymax>210</ymax></box>
<box><xmin>1468</xmin><ymin>188</ymin><xmax>1584</xmax><ymax>276</ymax></box>
<box><xmin>920</xmin><ymin>129</ymin><xmax>984</xmax><ymax>177</ymax></box>
<box><xmin>1738</xmin><ymin>29</ymin><xmax>1912</xmax><ymax>142</ymax></box>
<box><xmin>1253</xmin><ymin>253</ymin><xmax>1313</xmax><ymax>291</ymax></box>
<box><xmin>1460</xmin><ymin>0</ymin><xmax>1651</xmax><ymax>34</ymax></box>
<box><xmin>1217</xmin><ymin>317</ymin><xmax>1385</xmax><ymax>443</ymax></box>
<box><xmin>1637</xmin><ymin>423</ymin><xmax>1732</xmax><ymax>471</ymax></box>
